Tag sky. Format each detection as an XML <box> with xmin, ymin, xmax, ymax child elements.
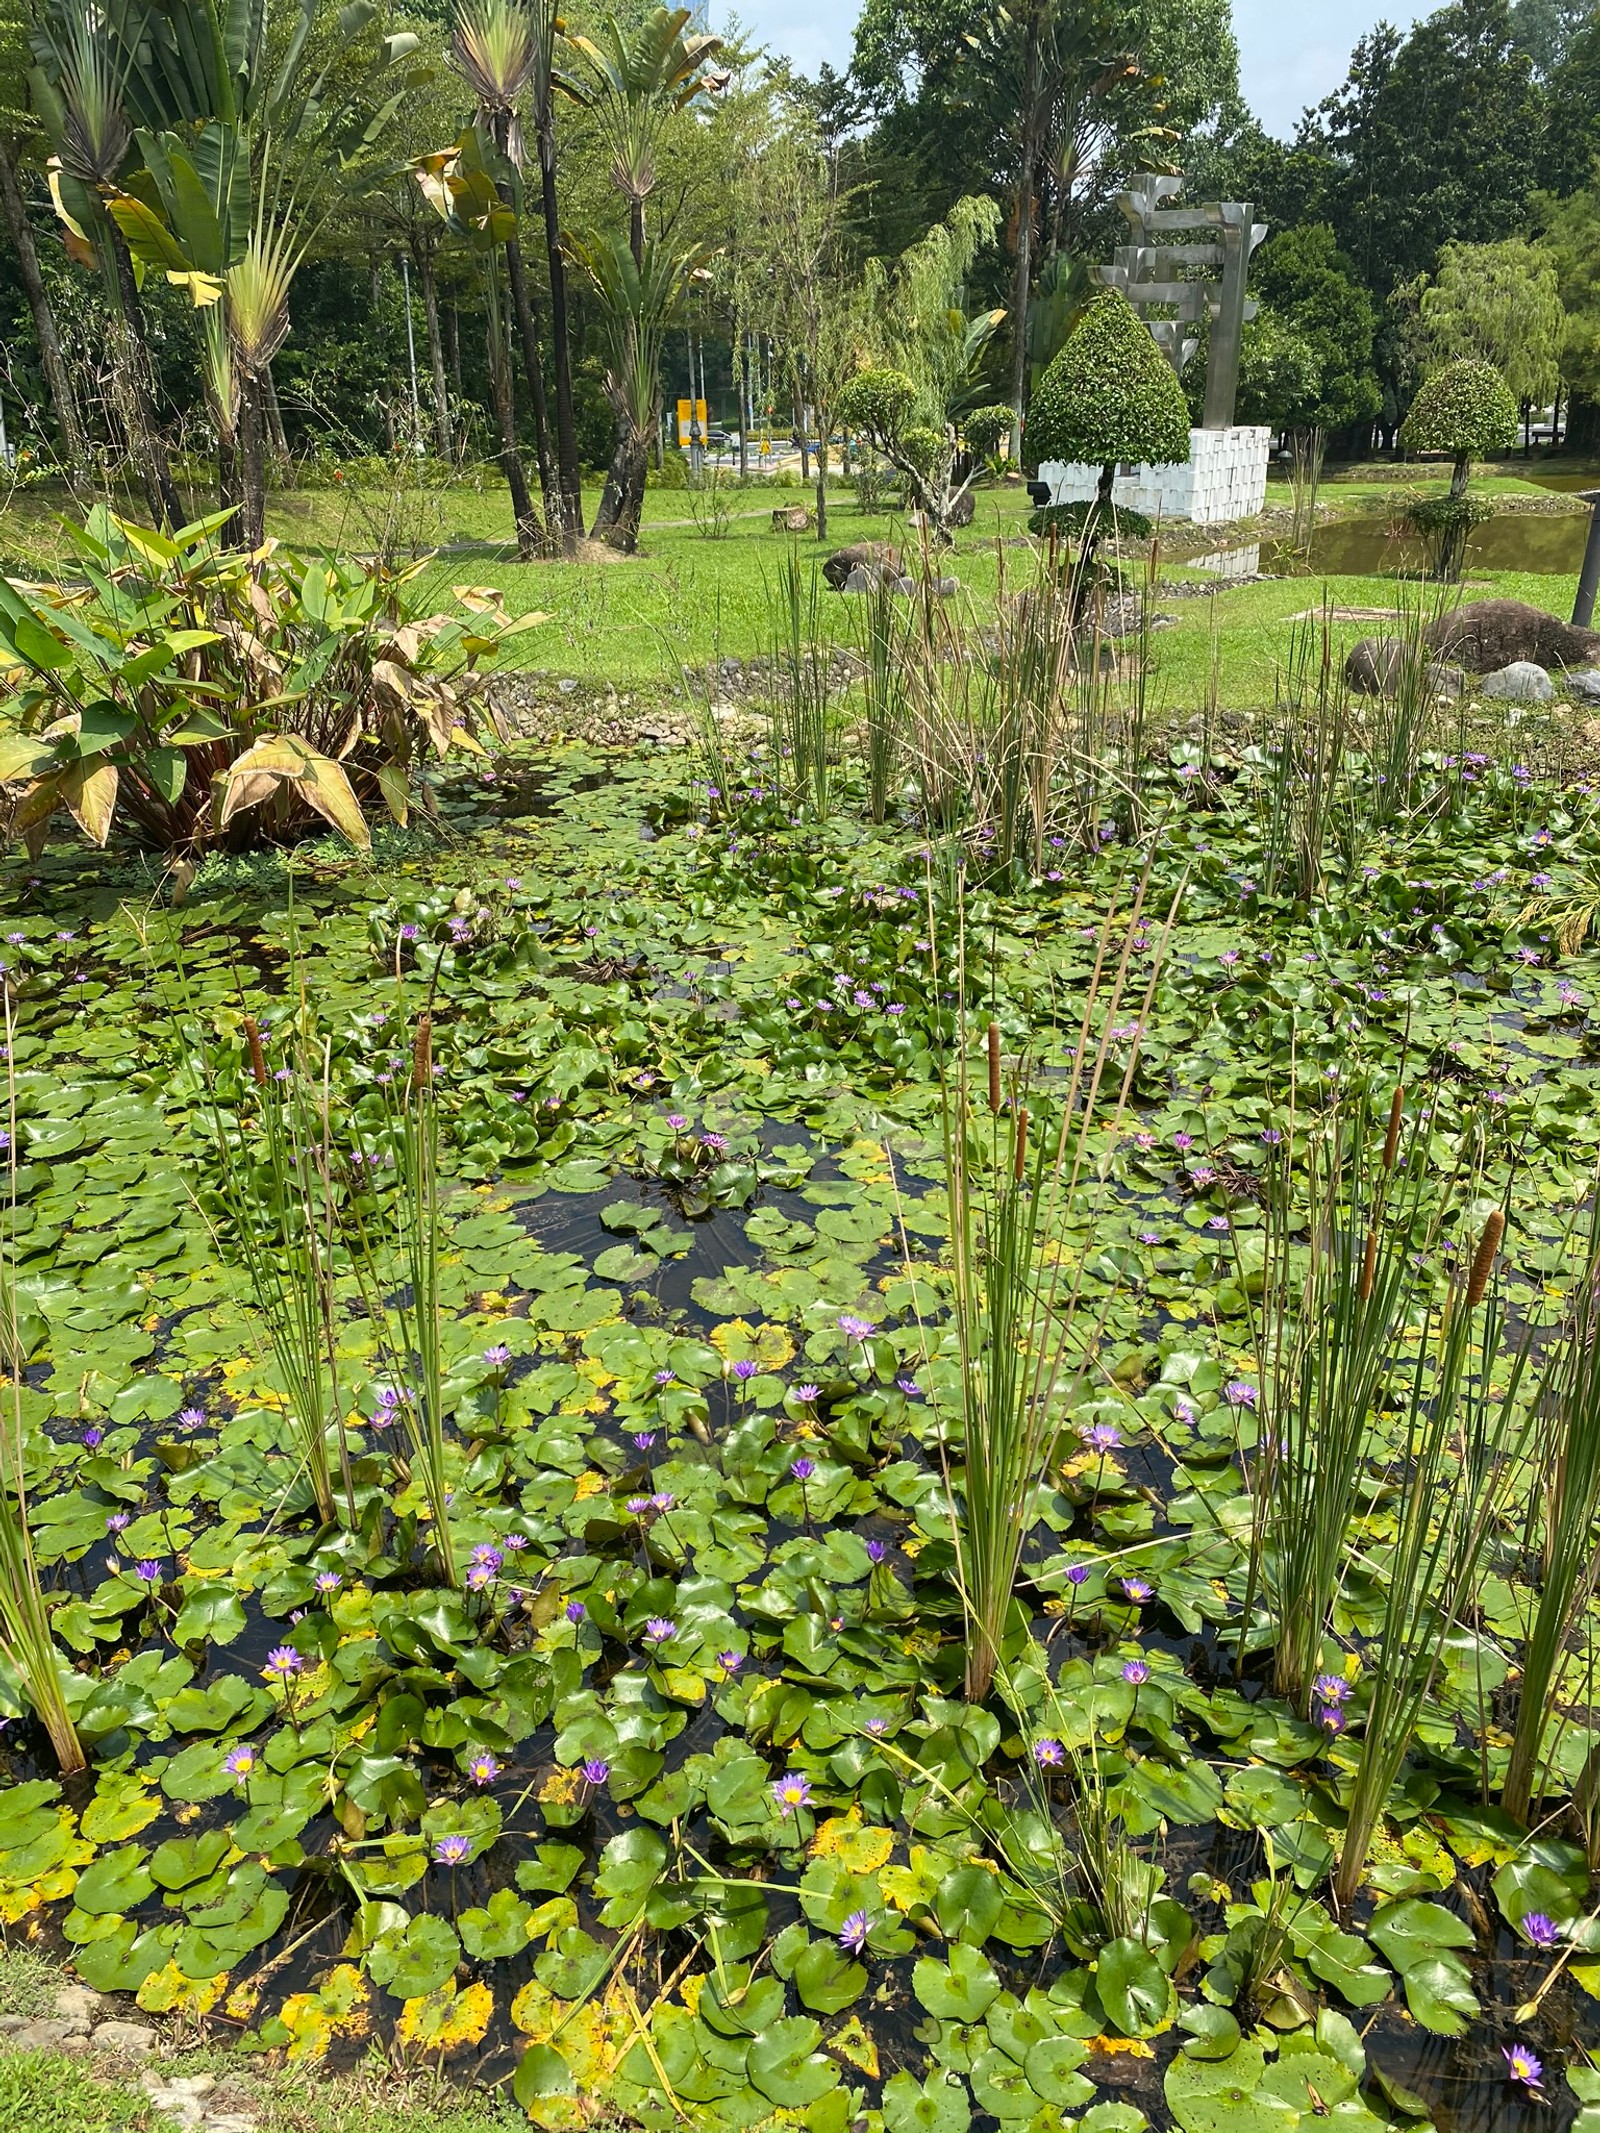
<box><xmin>728</xmin><ymin>0</ymin><xmax>1438</xmax><ymax>140</ymax></box>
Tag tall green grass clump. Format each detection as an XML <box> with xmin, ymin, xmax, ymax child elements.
<box><xmin>926</xmin><ymin>882</ymin><xmax>1174</xmax><ymax>1701</ymax></box>
<box><xmin>1333</xmin><ymin>1203</ymin><xmax>1530</xmax><ymax>1904</ymax></box>
<box><xmin>0</xmin><ymin>991</ymin><xmax>84</xmax><ymax>1774</ymax></box>
<box><xmin>1503</xmin><ymin>1199</ymin><xmax>1600</xmax><ymax>1824</ymax></box>
<box><xmin>768</xmin><ymin>548</ymin><xmax>834</xmax><ymax>817</ymax></box>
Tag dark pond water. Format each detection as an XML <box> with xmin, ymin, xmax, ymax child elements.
<box><xmin>1259</xmin><ymin>512</ymin><xmax>1591</xmax><ymax>579</ymax></box>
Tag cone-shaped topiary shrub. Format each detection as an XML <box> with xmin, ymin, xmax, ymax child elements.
<box><xmin>1023</xmin><ymin>290</ymin><xmax>1190</xmax><ymax>609</ymax></box>
<box><xmin>1025</xmin><ymin>290</ymin><xmax>1192</xmax><ymax>473</ymax></box>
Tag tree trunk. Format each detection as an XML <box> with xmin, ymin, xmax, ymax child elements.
<box><xmin>0</xmin><ymin>137</ymin><xmax>86</xmax><ymax>466</ymax></box>
<box><xmin>484</xmin><ymin>281</ymin><xmax>541</xmax><ymax>562</ymax></box>
<box><xmin>505</xmin><ymin>235</ymin><xmax>559</xmax><ymax>545</ymax></box>
<box><xmin>416</xmin><ymin>248</ymin><xmax>453</xmax><ymax>459</ymax></box>
<box><xmin>1008</xmin><ymin>156</ymin><xmax>1035</xmax><ymax>464</ymax></box>
<box><xmin>239</xmin><ymin>369</ymin><xmax>267</xmax><ymax>551</ymax></box>
<box><xmin>815</xmin><ymin>432</ymin><xmax>828</xmax><ymax>540</ymax></box>
<box><xmin>595</xmin><ymin>424</ymin><xmax>647</xmax><ymax>552</ymax></box>
<box><xmin>629</xmin><ymin>197</ymin><xmax>644</xmax><ymax>269</ymax></box>
<box><xmin>106</xmin><ymin>220</ymin><xmax>181</xmax><ymax>528</ymax></box>
<box><xmin>737</xmin><ymin>335</ymin><xmax>749</xmax><ymax>481</ymax></box>
<box><xmin>448</xmin><ymin>300</ymin><xmax>462</xmax><ymax>395</ymax></box>
<box><xmin>535</xmin><ymin>107</ymin><xmax>582</xmax><ymax>554</ymax></box>
<box><xmin>795</xmin><ymin>387</ymin><xmax>810</xmax><ymax>481</ymax></box>
<box><xmin>263</xmin><ymin>364</ymin><xmax>289</xmax><ymax>464</ymax></box>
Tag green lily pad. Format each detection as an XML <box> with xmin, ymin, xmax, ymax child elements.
<box><xmin>914</xmin><ymin>1944</ymin><xmax>1001</xmax><ymax>2022</ymax></box>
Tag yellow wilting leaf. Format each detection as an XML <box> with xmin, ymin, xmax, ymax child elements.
<box><xmin>828</xmin><ymin>2013</ymin><xmax>879</xmax><ymax>2078</ymax></box>
<box><xmin>1088</xmin><ymin>2036</ymin><xmax>1155</xmax><ymax>2058</ymax></box>
<box><xmin>223</xmin><ymin>1981</ymin><xmax>259</xmax><ymax>2022</ymax></box>
<box><xmin>539</xmin><ymin>1767</ymin><xmax>583</xmax><ymax>1808</ymax></box>
<box><xmin>278</xmin><ymin>1964</ymin><xmax>370</xmax><ymax>2063</ymax></box>
<box><xmin>708</xmin><ymin>1318</ymin><xmax>794</xmax><ymax>1369</ymax></box>
<box><xmin>572</xmin><ymin>1471</ymin><xmax>608</xmax><ymax>1501</ymax></box>
<box><xmin>810</xmin><ymin>1813</ymin><xmax>895</xmax><ymax>1873</ymax></box>
<box><xmin>137</xmin><ymin>1963</ymin><xmax>226</xmax><ymax>2016</ymax></box>
<box><xmin>397</xmin><ymin>1977</ymin><xmax>494</xmax><ymax>2052</ymax></box>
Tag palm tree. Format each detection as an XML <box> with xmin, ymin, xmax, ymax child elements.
<box><xmin>416</xmin><ymin>128</ymin><xmax>543</xmax><ymax>560</ymax></box>
<box><xmin>559</xmin><ymin>7</ymin><xmax>725</xmax><ymax>267</ymax></box>
<box><xmin>569</xmin><ymin>229</ymin><xmax>703</xmax><ymax>550</ymax></box>
<box><xmin>29</xmin><ymin>4</ymin><xmax>181</xmax><ymax>524</ymax></box>
<box><xmin>454</xmin><ymin>0</ymin><xmax>580</xmax><ymax>552</ymax></box>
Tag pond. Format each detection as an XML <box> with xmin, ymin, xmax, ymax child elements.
<box><xmin>1259</xmin><ymin>509</ymin><xmax>1592</xmax><ymax>578</ymax></box>
<box><xmin>1</xmin><ymin>737</ymin><xmax>1599</xmax><ymax>2133</ymax></box>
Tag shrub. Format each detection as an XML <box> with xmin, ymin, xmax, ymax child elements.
<box><xmin>837</xmin><ymin>368</ymin><xmax>919</xmax><ymax>441</ymax></box>
<box><xmin>963</xmin><ymin>403</ymin><xmax>1012</xmax><ymax>458</ymax></box>
<box><xmin>0</xmin><ymin>507</ymin><xmax>541</xmax><ymax>857</ymax></box>
<box><xmin>1024</xmin><ymin>291</ymin><xmax>1191</xmax><ymax>471</ymax></box>
<box><xmin>1398</xmin><ymin>360</ymin><xmax>1518</xmax><ymax>466</ymax></box>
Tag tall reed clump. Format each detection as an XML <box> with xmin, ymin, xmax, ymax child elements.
<box><xmin>1502</xmin><ymin>1196</ymin><xmax>1600</xmax><ymax>1824</ymax></box>
<box><xmin>1333</xmin><ymin>1201</ymin><xmax>1529</xmax><ymax>1905</ymax></box>
<box><xmin>1259</xmin><ymin>599</ymin><xmax>1354</xmax><ymax>907</ymax></box>
<box><xmin>924</xmin><ymin>879</ymin><xmax>1176</xmax><ymax>1701</ymax></box>
<box><xmin>208</xmin><ymin>1012</ymin><xmax>358</xmax><ymax>1531</ymax></box>
<box><xmin>1242</xmin><ymin>1086</ymin><xmax>1425</xmax><ymax>1713</ymax></box>
<box><xmin>1361</xmin><ymin>581</ymin><xmax>1458</xmax><ymax>826</ymax></box>
<box><xmin>853</xmin><ymin>572</ymin><xmax>910</xmax><ymax>824</ymax></box>
<box><xmin>0</xmin><ymin>988</ymin><xmax>84</xmax><ymax>1773</ymax></box>
<box><xmin>350</xmin><ymin>1011</ymin><xmax>460</xmax><ymax>1589</ymax></box>
<box><xmin>768</xmin><ymin>547</ymin><xmax>834</xmax><ymax>818</ymax></box>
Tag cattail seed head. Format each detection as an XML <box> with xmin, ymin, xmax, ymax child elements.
<box><xmin>243</xmin><ymin>1016</ymin><xmax>266</xmax><ymax>1087</ymax></box>
<box><xmin>1013</xmin><ymin>1107</ymin><xmax>1029</xmax><ymax>1182</ymax></box>
<box><xmin>1359</xmin><ymin>1226</ymin><xmax>1379</xmax><ymax>1302</ymax></box>
<box><xmin>1465</xmin><ymin>1208</ymin><xmax>1505</xmax><ymax>1307</ymax></box>
<box><xmin>412</xmin><ymin>1013</ymin><xmax>432</xmax><ymax>1093</ymax></box>
<box><xmin>986</xmin><ymin>1021</ymin><xmax>1001</xmax><ymax>1115</ymax></box>
<box><xmin>1383</xmin><ymin>1086</ymin><xmax>1404</xmax><ymax>1171</ymax></box>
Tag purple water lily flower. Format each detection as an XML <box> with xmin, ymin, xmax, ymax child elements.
<box><xmin>1033</xmin><ymin>1739</ymin><xmax>1065</xmax><ymax>1768</ymax></box>
<box><xmin>717</xmin><ymin>1651</ymin><xmax>743</xmax><ymax>1675</ymax></box>
<box><xmin>582</xmin><ymin>1759</ymin><xmax>610</xmax><ymax>1785</ymax></box>
<box><xmin>643</xmin><ymin>1617</ymin><xmax>676</xmax><ymax>1644</ymax></box>
<box><xmin>790</xmin><ymin>1457</ymin><xmax>816</xmax><ymax>1482</ymax></box>
<box><xmin>1083</xmin><ymin>1423</ymin><xmax>1122</xmax><ymax>1453</ymax></box>
<box><xmin>866</xmin><ymin>1539</ymin><xmax>888</xmax><ymax>1563</ymax></box>
<box><xmin>1121</xmin><ymin>1576</ymin><xmax>1153</xmax><ymax>1603</ymax></box>
<box><xmin>224</xmin><ymin>1745</ymin><xmax>256</xmax><ymax>1780</ymax></box>
<box><xmin>467</xmin><ymin>1752</ymin><xmax>501</xmax><ymax>1787</ymax></box>
<box><xmin>837</xmin><ymin>1315</ymin><xmax>877</xmax><ymax>1342</ymax></box>
<box><xmin>1122</xmin><ymin>1658</ymin><xmax>1150</xmax><ymax>1686</ymax></box>
<box><xmin>434</xmin><ymin>1834</ymin><xmax>471</xmax><ymax>1866</ymax></box>
<box><xmin>839</xmin><ymin>1910</ymin><xmax>870</xmax><ymax>1955</ymax></box>
<box><xmin>1522</xmin><ymin>1912</ymin><xmax>1561</xmax><ymax>1949</ymax></box>
<box><xmin>133</xmin><ymin>1559</ymin><xmax>163</xmax><ymax>1584</ymax></box>
<box><xmin>565</xmin><ymin>1600</ymin><xmax>587</xmax><ymax>1623</ymax></box>
<box><xmin>263</xmin><ymin>1646</ymin><xmax>303</xmax><ymax>1679</ymax></box>
<box><xmin>772</xmin><ymin>1771</ymin><xmax>813</xmax><ymax>1814</ymax></box>
<box><xmin>1503</xmin><ymin>2045</ymin><xmax>1542</xmax><ymax>2089</ymax></box>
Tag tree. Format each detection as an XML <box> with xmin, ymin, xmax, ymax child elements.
<box><xmin>559</xmin><ymin>8</ymin><xmax>725</xmax><ymax>267</ymax></box>
<box><xmin>1024</xmin><ymin>287</ymin><xmax>1189</xmax><ymax>596</ymax></box>
<box><xmin>568</xmin><ymin>231</ymin><xmax>701</xmax><ymax>551</ymax></box>
<box><xmin>1510</xmin><ymin>0</ymin><xmax>1591</xmax><ymax>78</ymax></box>
<box><xmin>1398</xmin><ymin>357</ymin><xmax>1518</xmax><ymax>576</ymax></box>
<box><xmin>1537</xmin><ymin>7</ymin><xmax>1600</xmax><ymax>194</ymax></box>
<box><xmin>839</xmin><ymin>192</ymin><xmax>1004</xmax><ymax>539</ymax></box>
<box><xmin>1411</xmin><ymin>238</ymin><xmax>1564</xmax><ymax>422</ymax></box>
<box><xmin>1250</xmin><ymin>223</ymin><xmax>1381</xmax><ymax>438</ymax></box>
<box><xmin>740</xmin><ymin>120</ymin><xmax>868</xmax><ymax>542</ymax></box>
<box><xmin>0</xmin><ymin>0</ymin><xmax>83</xmax><ymax>464</ymax></box>
<box><xmin>28</xmin><ymin>3</ymin><xmax>182</xmax><ymax>526</ymax></box>
<box><xmin>1532</xmin><ymin>183</ymin><xmax>1600</xmax><ymax>438</ymax></box>
<box><xmin>559</xmin><ymin>8</ymin><xmax>724</xmax><ymax>536</ymax></box>
<box><xmin>1302</xmin><ymin>0</ymin><xmax>1540</xmax><ymax>303</ymax></box>
<box><xmin>417</xmin><ymin>129</ymin><xmax>544</xmax><ymax>560</ymax></box>
<box><xmin>1219</xmin><ymin>307</ymin><xmax>1322</xmax><ymax>432</ymax></box>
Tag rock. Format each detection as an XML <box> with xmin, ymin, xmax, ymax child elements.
<box><xmin>0</xmin><ymin>2015</ymin><xmax>31</xmax><ymax>2035</ymax></box>
<box><xmin>891</xmin><ymin>575</ymin><xmax>917</xmax><ymax>596</ymax></box>
<box><xmin>557</xmin><ymin>677</ymin><xmax>578</xmax><ymax>694</ymax></box>
<box><xmin>933</xmin><ymin>575</ymin><xmax>961</xmax><ymax>596</ymax></box>
<box><xmin>1567</xmin><ymin>667</ymin><xmax>1600</xmax><ymax>702</ymax></box>
<box><xmin>822</xmin><ymin>540</ymin><xmax>901</xmax><ymax>591</ymax></box>
<box><xmin>770</xmin><ymin>505</ymin><xmax>813</xmax><ymax>533</ymax></box>
<box><xmin>1344</xmin><ymin>636</ymin><xmax>1407</xmax><ymax>695</ymax></box>
<box><xmin>1479</xmin><ymin>660</ymin><xmax>1554</xmax><ymax>703</ymax></box>
<box><xmin>7</xmin><ymin>2018</ymin><xmax>89</xmax><ymax>2052</ymax></box>
<box><xmin>204</xmin><ymin>2118</ymin><xmax>259</xmax><ymax>2133</ymax></box>
<box><xmin>1343</xmin><ymin>636</ymin><xmax>1466</xmax><ymax>698</ymax></box>
<box><xmin>840</xmin><ymin>566</ymin><xmax>875</xmax><ymax>593</ymax></box>
<box><xmin>1424</xmin><ymin>598</ymin><xmax>1600</xmax><ymax>674</ymax></box>
<box><xmin>89</xmin><ymin>2019</ymin><xmax>157</xmax><ymax>2056</ymax></box>
<box><xmin>53</xmin><ymin>1985</ymin><xmax>102</xmax><ymax>2028</ymax></box>
<box><xmin>142</xmin><ymin>2073</ymin><xmax>217</xmax><ymax>2132</ymax></box>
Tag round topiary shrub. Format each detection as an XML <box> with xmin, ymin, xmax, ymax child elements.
<box><xmin>837</xmin><ymin>369</ymin><xmax>919</xmax><ymax>443</ymax></box>
<box><xmin>1024</xmin><ymin>291</ymin><xmax>1192</xmax><ymax>472</ymax></box>
<box><xmin>1398</xmin><ymin>360</ymin><xmax>1518</xmax><ymax>470</ymax></box>
<box><xmin>963</xmin><ymin>403</ymin><xmax>1013</xmax><ymax>458</ymax></box>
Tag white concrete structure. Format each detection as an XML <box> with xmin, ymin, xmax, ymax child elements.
<box><xmin>1038</xmin><ymin>425</ymin><xmax>1271</xmax><ymax>527</ymax></box>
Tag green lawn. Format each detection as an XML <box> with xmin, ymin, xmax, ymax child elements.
<box><xmin>1</xmin><ymin>461</ymin><xmax>1591</xmax><ymax>708</ymax></box>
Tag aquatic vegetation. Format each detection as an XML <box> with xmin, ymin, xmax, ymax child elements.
<box><xmin>0</xmin><ymin>702</ymin><xmax>1599</xmax><ymax>2126</ymax></box>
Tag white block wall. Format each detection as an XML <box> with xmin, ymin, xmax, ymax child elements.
<box><xmin>1038</xmin><ymin>426</ymin><xmax>1271</xmax><ymax>527</ymax></box>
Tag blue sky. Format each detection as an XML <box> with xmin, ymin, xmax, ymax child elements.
<box><xmin>731</xmin><ymin>0</ymin><xmax>1436</xmax><ymax>139</ymax></box>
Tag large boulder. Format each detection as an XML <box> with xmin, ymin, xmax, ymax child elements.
<box><xmin>1566</xmin><ymin>668</ymin><xmax>1600</xmax><ymax>703</ymax></box>
<box><xmin>1345</xmin><ymin>636</ymin><xmax>1464</xmax><ymax>698</ymax></box>
<box><xmin>1480</xmin><ymin>660</ymin><xmax>1555</xmax><ymax>703</ymax></box>
<box><xmin>823</xmin><ymin>540</ymin><xmax>901</xmax><ymax>590</ymax></box>
<box><xmin>1423</xmin><ymin>599</ymin><xmax>1600</xmax><ymax>675</ymax></box>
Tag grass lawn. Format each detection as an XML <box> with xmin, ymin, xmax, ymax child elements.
<box><xmin>1</xmin><ymin>459</ymin><xmax>1591</xmax><ymax>708</ymax></box>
